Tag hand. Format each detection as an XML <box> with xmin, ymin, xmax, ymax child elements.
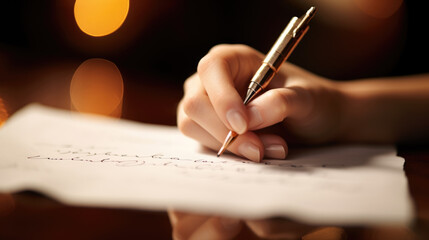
<box><xmin>168</xmin><ymin>210</ymin><xmax>346</xmax><ymax>240</ymax></box>
<box><xmin>177</xmin><ymin>44</ymin><xmax>344</xmax><ymax>162</ymax></box>
<box><xmin>168</xmin><ymin>210</ymin><xmax>242</xmax><ymax>240</ymax></box>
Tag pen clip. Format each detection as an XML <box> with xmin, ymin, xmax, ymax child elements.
<box><xmin>292</xmin><ymin>6</ymin><xmax>316</xmax><ymax>38</ymax></box>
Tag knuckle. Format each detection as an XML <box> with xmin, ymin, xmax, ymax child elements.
<box><xmin>197</xmin><ymin>54</ymin><xmax>221</xmax><ymax>75</ymax></box>
<box><xmin>197</xmin><ymin>54</ymin><xmax>212</xmax><ymax>74</ymax></box>
<box><xmin>266</xmin><ymin>90</ymin><xmax>290</xmax><ymax>121</ymax></box>
<box><xmin>177</xmin><ymin>116</ymin><xmax>196</xmax><ymax>137</ymax></box>
<box><xmin>234</xmin><ymin>43</ymin><xmax>255</xmax><ymax>53</ymax></box>
<box><xmin>183</xmin><ymin>77</ymin><xmax>195</xmax><ymax>93</ymax></box>
<box><xmin>251</xmin><ymin>225</ymin><xmax>275</xmax><ymax>238</ymax></box>
<box><xmin>197</xmin><ymin>44</ymin><xmax>235</xmax><ymax>75</ymax></box>
<box><xmin>182</xmin><ymin>95</ymin><xmax>202</xmax><ymax>117</ymax></box>
<box><xmin>279</xmin><ymin>91</ymin><xmax>295</xmax><ymax>110</ymax></box>
<box><xmin>208</xmin><ymin>43</ymin><xmax>234</xmax><ymax>54</ymax></box>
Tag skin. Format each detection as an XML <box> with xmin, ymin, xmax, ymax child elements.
<box><xmin>178</xmin><ymin>44</ymin><xmax>341</xmax><ymax>162</ymax></box>
<box><xmin>168</xmin><ymin>210</ymin><xmax>348</xmax><ymax>240</ymax></box>
<box><xmin>178</xmin><ymin>44</ymin><xmax>429</xmax><ymax>162</ymax></box>
<box><xmin>173</xmin><ymin>44</ymin><xmax>429</xmax><ymax>239</ymax></box>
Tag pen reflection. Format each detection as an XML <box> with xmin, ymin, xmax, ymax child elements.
<box><xmin>70</xmin><ymin>58</ymin><xmax>124</xmax><ymax>118</ymax></box>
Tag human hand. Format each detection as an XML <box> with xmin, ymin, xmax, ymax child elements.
<box><xmin>168</xmin><ymin>210</ymin><xmax>242</xmax><ymax>240</ymax></box>
<box><xmin>168</xmin><ymin>210</ymin><xmax>346</xmax><ymax>240</ymax></box>
<box><xmin>177</xmin><ymin>44</ymin><xmax>344</xmax><ymax>162</ymax></box>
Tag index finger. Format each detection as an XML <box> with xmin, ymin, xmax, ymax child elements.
<box><xmin>197</xmin><ymin>44</ymin><xmax>263</xmax><ymax>134</ymax></box>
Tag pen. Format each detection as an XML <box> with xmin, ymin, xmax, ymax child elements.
<box><xmin>217</xmin><ymin>6</ymin><xmax>317</xmax><ymax>157</ymax></box>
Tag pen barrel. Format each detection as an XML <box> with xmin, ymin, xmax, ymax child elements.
<box><xmin>223</xmin><ymin>7</ymin><xmax>316</xmax><ymax>157</ymax></box>
<box><xmin>264</xmin><ymin>17</ymin><xmax>308</xmax><ymax>71</ymax></box>
<box><xmin>249</xmin><ymin>64</ymin><xmax>275</xmax><ymax>90</ymax></box>
<box><xmin>244</xmin><ymin>8</ymin><xmax>313</xmax><ymax>105</ymax></box>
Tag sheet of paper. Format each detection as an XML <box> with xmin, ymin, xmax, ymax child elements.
<box><xmin>0</xmin><ymin>104</ymin><xmax>413</xmax><ymax>225</ymax></box>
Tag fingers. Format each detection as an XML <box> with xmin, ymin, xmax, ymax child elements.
<box><xmin>187</xmin><ymin>217</ymin><xmax>242</xmax><ymax>240</ymax></box>
<box><xmin>180</xmin><ymin>97</ymin><xmax>289</xmax><ymax>161</ymax></box>
<box><xmin>197</xmin><ymin>44</ymin><xmax>264</xmax><ymax>134</ymax></box>
<box><xmin>247</xmin><ymin>87</ymin><xmax>313</xmax><ymax>130</ymax></box>
<box><xmin>179</xmin><ymin>74</ymin><xmax>265</xmax><ymax>162</ymax></box>
<box><xmin>180</xmin><ymin>78</ymin><xmax>230</xmax><ymax>142</ymax></box>
<box><xmin>179</xmin><ymin>101</ymin><xmax>264</xmax><ymax>162</ymax></box>
<box><xmin>178</xmin><ymin>75</ymin><xmax>289</xmax><ymax>161</ymax></box>
<box><xmin>246</xmin><ymin>218</ymin><xmax>315</xmax><ymax>240</ymax></box>
<box><xmin>179</xmin><ymin>102</ymin><xmax>287</xmax><ymax>161</ymax></box>
<box><xmin>168</xmin><ymin>210</ymin><xmax>187</xmax><ymax>226</ymax></box>
<box><xmin>171</xmin><ymin>214</ymin><xmax>209</xmax><ymax>240</ymax></box>
<box><xmin>259</xmin><ymin>134</ymin><xmax>288</xmax><ymax>159</ymax></box>
<box><xmin>302</xmin><ymin>227</ymin><xmax>347</xmax><ymax>240</ymax></box>
<box><xmin>177</xmin><ymin>100</ymin><xmax>223</xmax><ymax>151</ymax></box>
<box><xmin>169</xmin><ymin>210</ymin><xmax>346</xmax><ymax>240</ymax></box>
<box><xmin>246</xmin><ymin>218</ymin><xmax>346</xmax><ymax>240</ymax></box>
<box><xmin>178</xmin><ymin>44</ymin><xmax>297</xmax><ymax>161</ymax></box>
<box><xmin>168</xmin><ymin>210</ymin><xmax>242</xmax><ymax>240</ymax></box>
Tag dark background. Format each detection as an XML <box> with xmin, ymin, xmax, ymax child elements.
<box><xmin>0</xmin><ymin>0</ymin><xmax>427</xmax><ymax>124</ymax></box>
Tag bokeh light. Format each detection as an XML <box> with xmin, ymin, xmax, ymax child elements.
<box><xmin>0</xmin><ymin>98</ymin><xmax>8</xmax><ymax>127</ymax></box>
<box><xmin>354</xmin><ymin>0</ymin><xmax>403</xmax><ymax>19</ymax></box>
<box><xmin>74</xmin><ymin>0</ymin><xmax>129</xmax><ymax>37</ymax></box>
<box><xmin>70</xmin><ymin>58</ymin><xmax>124</xmax><ymax>117</ymax></box>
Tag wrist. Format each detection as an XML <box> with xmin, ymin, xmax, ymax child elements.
<box><xmin>336</xmin><ymin>80</ymin><xmax>391</xmax><ymax>143</ymax></box>
<box><xmin>326</xmin><ymin>80</ymin><xmax>355</xmax><ymax>143</ymax></box>
<box><xmin>336</xmin><ymin>81</ymin><xmax>357</xmax><ymax>142</ymax></box>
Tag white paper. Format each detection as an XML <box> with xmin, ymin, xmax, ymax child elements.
<box><xmin>0</xmin><ymin>104</ymin><xmax>413</xmax><ymax>225</ymax></box>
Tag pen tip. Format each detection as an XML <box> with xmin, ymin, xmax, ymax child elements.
<box><xmin>244</xmin><ymin>89</ymin><xmax>257</xmax><ymax>105</ymax></box>
<box><xmin>217</xmin><ymin>146</ymin><xmax>226</xmax><ymax>157</ymax></box>
<box><xmin>217</xmin><ymin>131</ymin><xmax>239</xmax><ymax>157</ymax></box>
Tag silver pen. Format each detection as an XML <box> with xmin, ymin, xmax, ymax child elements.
<box><xmin>217</xmin><ymin>6</ymin><xmax>317</xmax><ymax>157</ymax></box>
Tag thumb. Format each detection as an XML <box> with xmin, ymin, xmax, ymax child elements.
<box><xmin>246</xmin><ymin>87</ymin><xmax>313</xmax><ymax>130</ymax></box>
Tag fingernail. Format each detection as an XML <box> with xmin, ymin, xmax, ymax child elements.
<box><xmin>248</xmin><ymin>106</ymin><xmax>263</xmax><ymax>129</ymax></box>
<box><xmin>238</xmin><ymin>142</ymin><xmax>261</xmax><ymax>162</ymax></box>
<box><xmin>265</xmin><ymin>145</ymin><xmax>286</xmax><ymax>159</ymax></box>
<box><xmin>226</xmin><ymin>110</ymin><xmax>247</xmax><ymax>134</ymax></box>
<box><xmin>219</xmin><ymin>217</ymin><xmax>240</xmax><ymax>232</ymax></box>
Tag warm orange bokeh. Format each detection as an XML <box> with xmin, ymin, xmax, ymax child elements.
<box><xmin>70</xmin><ymin>58</ymin><xmax>124</xmax><ymax>117</ymax></box>
<box><xmin>0</xmin><ymin>98</ymin><xmax>8</xmax><ymax>127</ymax></box>
<box><xmin>354</xmin><ymin>0</ymin><xmax>403</xmax><ymax>19</ymax></box>
<box><xmin>74</xmin><ymin>0</ymin><xmax>129</xmax><ymax>37</ymax></box>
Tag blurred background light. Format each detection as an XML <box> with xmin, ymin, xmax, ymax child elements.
<box><xmin>0</xmin><ymin>0</ymin><xmax>425</xmax><ymax>124</ymax></box>
<box><xmin>354</xmin><ymin>0</ymin><xmax>403</xmax><ymax>19</ymax></box>
<box><xmin>70</xmin><ymin>58</ymin><xmax>124</xmax><ymax>118</ymax></box>
<box><xmin>74</xmin><ymin>0</ymin><xmax>130</xmax><ymax>37</ymax></box>
<box><xmin>0</xmin><ymin>98</ymin><xmax>8</xmax><ymax>127</ymax></box>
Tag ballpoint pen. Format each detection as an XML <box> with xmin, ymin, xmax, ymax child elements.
<box><xmin>217</xmin><ymin>6</ymin><xmax>317</xmax><ymax>157</ymax></box>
